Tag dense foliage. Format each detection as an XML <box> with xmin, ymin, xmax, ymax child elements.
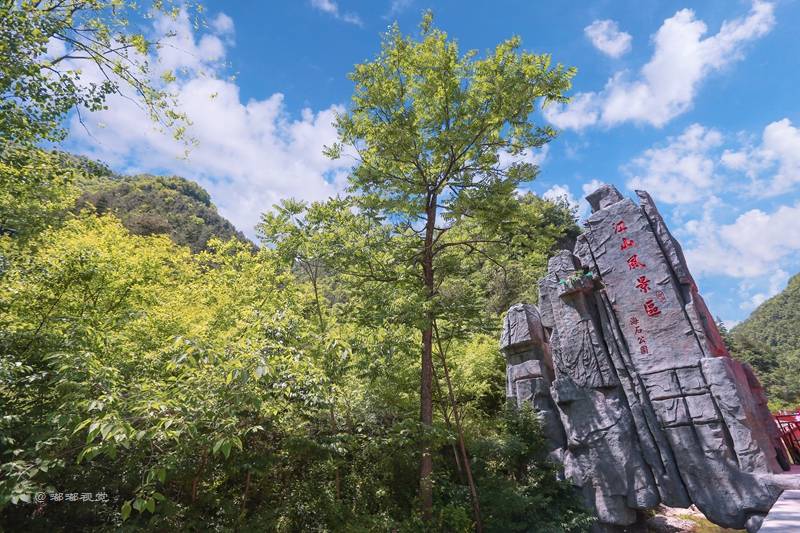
<box><xmin>0</xmin><ymin>163</ymin><xmax>590</xmax><ymax>531</ymax></box>
<box><xmin>724</xmin><ymin>272</ymin><xmax>800</xmax><ymax>409</ymax></box>
<box><xmin>0</xmin><ymin>143</ymin><xmax>81</xmax><ymax>240</ymax></box>
<box><xmin>1</xmin><ymin>6</ymin><xmax>593</xmax><ymax>532</ymax></box>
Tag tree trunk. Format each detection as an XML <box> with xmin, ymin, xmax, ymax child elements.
<box><xmin>419</xmin><ymin>193</ymin><xmax>437</xmax><ymax>522</ymax></box>
<box><xmin>240</xmin><ymin>469</ymin><xmax>251</xmax><ymax>517</ymax></box>
<box><xmin>433</xmin><ymin>365</ymin><xmax>465</xmax><ymax>480</ymax></box>
<box><xmin>434</xmin><ymin>321</ymin><xmax>483</xmax><ymax>532</ymax></box>
<box><xmin>191</xmin><ymin>451</ymin><xmax>208</xmax><ymax>504</ymax></box>
<box><xmin>420</xmin><ymin>325</ymin><xmax>434</xmax><ymax>521</ymax></box>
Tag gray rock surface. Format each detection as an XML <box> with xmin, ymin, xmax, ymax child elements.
<box><xmin>501</xmin><ymin>304</ymin><xmax>565</xmax><ymax>457</ymax></box>
<box><xmin>501</xmin><ymin>185</ymin><xmax>788</xmax><ymax>531</ymax></box>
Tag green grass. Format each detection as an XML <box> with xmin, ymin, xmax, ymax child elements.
<box><xmin>686</xmin><ymin>515</ymin><xmax>744</xmax><ymax>533</ymax></box>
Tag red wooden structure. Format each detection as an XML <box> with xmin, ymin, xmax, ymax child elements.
<box><xmin>775</xmin><ymin>409</ymin><xmax>800</xmax><ymax>465</ymax></box>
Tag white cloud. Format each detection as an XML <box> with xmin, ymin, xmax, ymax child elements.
<box><xmin>721</xmin><ymin>118</ymin><xmax>800</xmax><ymax>196</ymax></box>
<box><xmin>544</xmin><ymin>93</ymin><xmax>599</xmax><ymax>131</ymax></box>
<box><xmin>310</xmin><ymin>0</ymin><xmax>363</xmax><ymax>26</ymax></box>
<box><xmin>722</xmin><ymin>318</ymin><xmax>741</xmax><ymax>330</ymax></box>
<box><xmin>584</xmin><ymin>20</ymin><xmax>632</xmax><ymax>58</ymax></box>
<box><xmin>154</xmin><ymin>8</ymin><xmax>227</xmax><ymax>74</ymax></box>
<box><xmin>542</xmin><ymin>183</ymin><xmax>593</xmax><ymax>219</ymax></box>
<box><xmin>546</xmin><ymin>1</ymin><xmax>774</xmax><ymax>130</ymax></box>
<box><xmin>44</xmin><ymin>36</ymin><xmax>67</xmax><ymax>59</ymax></box>
<box><xmin>311</xmin><ymin>0</ymin><xmax>337</xmax><ymax>14</ymax></box>
<box><xmin>541</xmin><ymin>181</ymin><xmax>611</xmax><ymax>218</ymax></box>
<box><xmin>211</xmin><ymin>13</ymin><xmax>235</xmax><ymax>35</ymax></box>
<box><xmin>738</xmin><ymin>269</ymin><xmax>789</xmax><ymax>310</ymax></box>
<box><xmin>386</xmin><ymin>0</ymin><xmax>413</xmax><ymax>18</ymax></box>
<box><xmin>64</xmin><ymin>11</ymin><xmax>352</xmax><ymax>238</ymax></box>
<box><xmin>719</xmin><ymin>149</ymin><xmax>750</xmax><ymax>172</ymax></box>
<box><xmin>497</xmin><ymin>144</ymin><xmax>549</xmax><ymax>169</ymax></box>
<box><xmin>623</xmin><ymin>117</ymin><xmax>800</xmax><ymax>208</ymax></box>
<box><xmin>543</xmin><ymin>184</ymin><xmax>578</xmax><ymax>210</ymax></box>
<box><xmin>625</xmin><ymin>124</ymin><xmax>722</xmax><ymax>204</ymax></box>
<box><xmin>684</xmin><ymin>202</ymin><xmax>800</xmax><ymax>279</ymax></box>
<box><xmin>581</xmin><ymin>179</ymin><xmax>604</xmax><ymax>197</ymax></box>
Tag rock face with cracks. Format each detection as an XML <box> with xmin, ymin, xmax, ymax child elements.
<box><xmin>501</xmin><ymin>185</ymin><xmax>790</xmax><ymax>532</ymax></box>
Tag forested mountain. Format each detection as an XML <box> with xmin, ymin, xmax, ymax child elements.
<box><xmin>77</xmin><ymin>173</ymin><xmax>249</xmax><ymax>253</ymax></box>
<box><xmin>726</xmin><ymin>273</ymin><xmax>800</xmax><ymax>408</ymax></box>
<box><xmin>733</xmin><ymin>273</ymin><xmax>800</xmax><ymax>350</ymax></box>
<box><xmin>3</xmin><ymin>149</ymin><xmax>248</xmax><ymax>253</ymax></box>
<box><xmin>54</xmin><ymin>152</ymin><xmax>247</xmax><ymax>252</ymax></box>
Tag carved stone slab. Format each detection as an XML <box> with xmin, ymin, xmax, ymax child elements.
<box><xmin>501</xmin><ymin>185</ymin><xmax>788</xmax><ymax>532</ymax></box>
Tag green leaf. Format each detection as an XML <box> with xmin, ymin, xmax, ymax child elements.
<box><xmin>212</xmin><ymin>438</ymin><xmax>225</xmax><ymax>455</ymax></box>
<box><xmin>73</xmin><ymin>418</ymin><xmax>93</xmax><ymax>434</ymax></box>
<box><xmin>221</xmin><ymin>440</ymin><xmax>232</xmax><ymax>459</ymax></box>
<box><xmin>121</xmin><ymin>501</ymin><xmax>131</xmax><ymax>520</ymax></box>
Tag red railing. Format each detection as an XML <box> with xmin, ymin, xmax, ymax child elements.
<box><xmin>775</xmin><ymin>410</ymin><xmax>800</xmax><ymax>465</ymax></box>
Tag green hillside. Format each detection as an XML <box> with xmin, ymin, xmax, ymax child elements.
<box><xmin>727</xmin><ymin>273</ymin><xmax>800</xmax><ymax>408</ymax></box>
<box><xmin>733</xmin><ymin>273</ymin><xmax>800</xmax><ymax>350</ymax></box>
<box><xmin>77</xmin><ymin>174</ymin><xmax>249</xmax><ymax>253</ymax></box>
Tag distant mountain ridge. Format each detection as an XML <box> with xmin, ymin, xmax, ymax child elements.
<box><xmin>68</xmin><ymin>154</ymin><xmax>249</xmax><ymax>252</ymax></box>
<box><xmin>727</xmin><ymin>272</ymin><xmax>800</xmax><ymax>408</ymax></box>
<box><xmin>733</xmin><ymin>273</ymin><xmax>800</xmax><ymax>351</ymax></box>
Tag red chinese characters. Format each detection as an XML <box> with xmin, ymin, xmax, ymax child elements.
<box><xmin>628</xmin><ymin>316</ymin><xmax>652</xmax><ymax>355</ymax></box>
<box><xmin>627</xmin><ymin>254</ymin><xmax>646</xmax><ymax>270</ymax></box>
<box><xmin>618</xmin><ymin>220</ymin><xmax>661</xmax><ymax>356</ymax></box>
<box><xmin>644</xmin><ymin>299</ymin><xmax>661</xmax><ymax>317</ymax></box>
<box><xmin>635</xmin><ymin>275</ymin><xmax>651</xmax><ymax>293</ymax></box>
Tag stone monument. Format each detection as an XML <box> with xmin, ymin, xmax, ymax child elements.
<box><xmin>501</xmin><ymin>185</ymin><xmax>791</xmax><ymax>532</ymax></box>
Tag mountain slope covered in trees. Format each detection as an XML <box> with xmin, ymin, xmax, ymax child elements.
<box><xmin>727</xmin><ymin>272</ymin><xmax>800</xmax><ymax>408</ymax></box>
<box><xmin>733</xmin><ymin>272</ymin><xmax>800</xmax><ymax>350</ymax></box>
<box><xmin>2</xmin><ymin>150</ymin><xmax>248</xmax><ymax>253</ymax></box>
<box><xmin>77</xmin><ymin>173</ymin><xmax>249</xmax><ymax>253</ymax></box>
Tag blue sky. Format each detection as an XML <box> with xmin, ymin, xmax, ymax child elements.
<box><xmin>63</xmin><ymin>0</ymin><xmax>800</xmax><ymax>325</ymax></box>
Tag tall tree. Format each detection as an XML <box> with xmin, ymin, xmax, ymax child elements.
<box><xmin>325</xmin><ymin>12</ymin><xmax>575</xmax><ymax>522</ymax></box>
